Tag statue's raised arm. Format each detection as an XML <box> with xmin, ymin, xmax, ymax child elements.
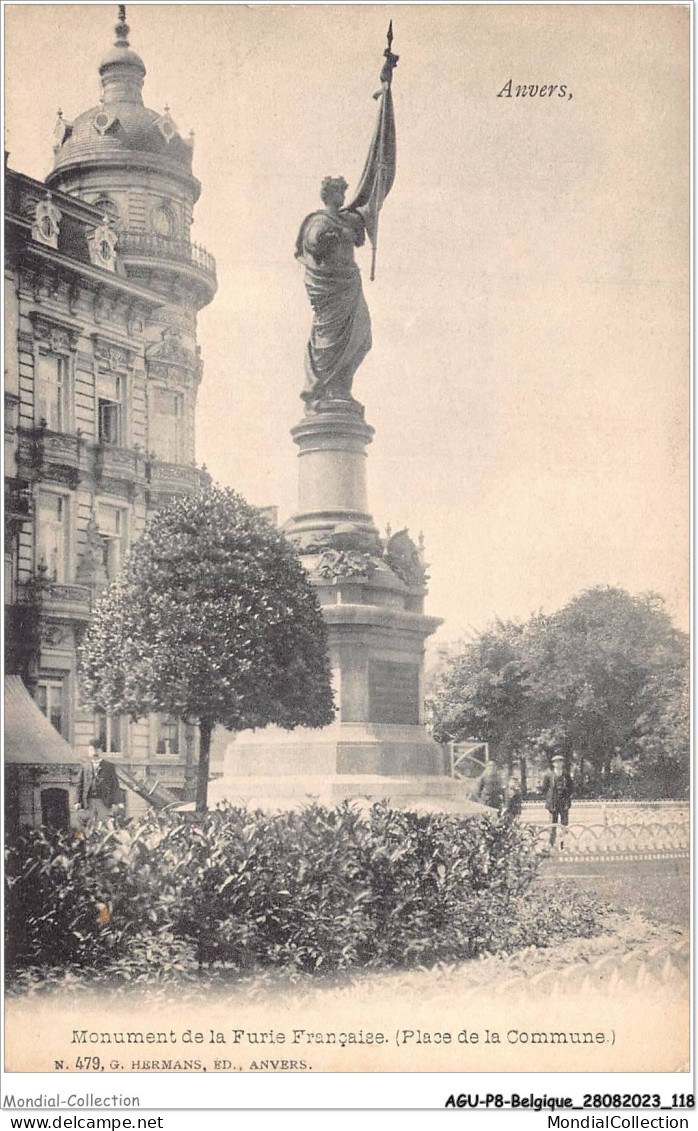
<box><xmin>295</xmin><ymin>26</ymin><xmax>398</xmax><ymax>412</ymax></box>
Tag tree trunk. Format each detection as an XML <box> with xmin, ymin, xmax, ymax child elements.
<box><xmin>196</xmin><ymin>719</ymin><xmax>213</xmax><ymax>812</ymax></box>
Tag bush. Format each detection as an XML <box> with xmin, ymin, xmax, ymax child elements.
<box><xmin>5</xmin><ymin>823</ymin><xmax>146</xmax><ymax>971</ymax></box>
<box><xmin>5</xmin><ymin>803</ymin><xmax>602</xmax><ymax>984</ymax></box>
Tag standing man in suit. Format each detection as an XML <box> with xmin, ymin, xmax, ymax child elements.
<box><xmin>541</xmin><ymin>754</ymin><xmax>573</xmax><ymax>848</ymax></box>
<box><xmin>77</xmin><ymin>740</ymin><xmax>123</xmax><ymax>822</ymax></box>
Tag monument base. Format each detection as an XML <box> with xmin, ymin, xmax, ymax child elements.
<box><xmin>218</xmin><ymin>402</ymin><xmax>452</xmax><ymax>807</ymax></box>
<box><xmin>207</xmin><ymin>765</ymin><xmax>485</xmax><ymax>817</ymax></box>
<box><xmin>224</xmin><ymin>719</ymin><xmax>444</xmax><ymax>778</ymax></box>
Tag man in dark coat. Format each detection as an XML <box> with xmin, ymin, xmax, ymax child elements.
<box><xmin>77</xmin><ymin>740</ymin><xmax>123</xmax><ymax>821</ymax></box>
<box><xmin>541</xmin><ymin>755</ymin><xmax>573</xmax><ymax>847</ymax></box>
<box><xmin>501</xmin><ymin>769</ymin><xmax>523</xmax><ymax>823</ymax></box>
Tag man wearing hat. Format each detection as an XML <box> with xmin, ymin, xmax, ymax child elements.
<box><xmin>540</xmin><ymin>755</ymin><xmax>573</xmax><ymax>848</ymax></box>
<box><xmin>77</xmin><ymin>739</ymin><xmax>123</xmax><ymax>822</ymax></box>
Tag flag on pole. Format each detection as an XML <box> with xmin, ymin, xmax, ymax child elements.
<box><xmin>347</xmin><ymin>24</ymin><xmax>399</xmax><ymax>280</ymax></box>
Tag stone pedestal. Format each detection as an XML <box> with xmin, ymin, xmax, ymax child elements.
<box><xmin>289</xmin><ymin>407</ymin><xmax>379</xmax><ymax>546</ymax></box>
<box><xmin>224</xmin><ymin>401</ymin><xmax>449</xmax><ymax>792</ymax></box>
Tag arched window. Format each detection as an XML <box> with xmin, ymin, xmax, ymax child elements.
<box><xmin>151</xmin><ymin>202</ymin><xmax>177</xmax><ymax>238</ymax></box>
<box><xmin>93</xmin><ymin>196</ymin><xmax>120</xmax><ymax>225</ymax></box>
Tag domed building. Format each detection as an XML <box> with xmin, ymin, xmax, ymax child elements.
<box><xmin>48</xmin><ymin>5</ymin><xmax>215</xmax><ymax>331</ymax></box>
<box><xmin>5</xmin><ymin>6</ymin><xmax>218</xmax><ymax>825</ymax></box>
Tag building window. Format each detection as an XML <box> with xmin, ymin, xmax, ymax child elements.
<box><xmin>154</xmin><ymin>716</ymin><xmax>197</xmax><ymax>760</ymax></box>
<box><xmin>156</xmin><ymin>713</ymin><xmax>179</xmax><ymax>757</ymax></box>
<box><xmin>93</xmin><ymin>196</ymin><xmax>120</xmax><ymax>225</ymax></box>
<box><xmin>96</xmin><ymin>503</ymin><xmax>126</xmax><ymax>580</ymax></box>
<box><xmin>36</xmin><ymin>353</ymin><xmax>67</xmax><ymax>431</ymax></box>
<box><xmin>36</xmin><ymin>678</ymin><xmax>66</xmax><ymax>737</ymax></box>
<box><xmin>97</xmin><ymin>372</ymin><xmax>123</xmax><ymax>445</ymax></box>
<box><xmin>151</xmin><ymin>387</ymin><xmax>182</xmax><ymax>462</ymax></box>
<box><xmin>95</xmin><ymin>711</ymin><xmax>126</xmax><ymax>755</ymax></box>
<box><xmin>37</xmin><ymin>492</ymin><xmax>68</xmax><ymax>581</ymax></box>
<box><xmin>152</xmin><ymin>202</ymin><xmax>176</xmax><ymax>238</ymax></box>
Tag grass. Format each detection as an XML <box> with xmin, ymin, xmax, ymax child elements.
<box><xmin>540</xmin><ymin>859</ymin><xmax>689</xmax><ymax>928</ymax></box>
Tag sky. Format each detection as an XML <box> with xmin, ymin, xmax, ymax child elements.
<box><xmin>4</xmin><ymin>3</ymin><xmax>689</xmax><ymax>642</ymax></box>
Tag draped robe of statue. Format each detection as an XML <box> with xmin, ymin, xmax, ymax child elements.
<box><xmin>295</xmin><ymin>208</ymin><xmax>372</xmax><ymax>405</ymax></box>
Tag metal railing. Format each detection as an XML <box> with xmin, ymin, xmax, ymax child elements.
<box><xmin>445</xmin><ymin>741</ymin><xmax>489</xmax><ymax>779</ymax></box>
<box><xmin>534</xmin><ymin>816</ymin><xmax>689</xmax><ymax>857</ymax></box>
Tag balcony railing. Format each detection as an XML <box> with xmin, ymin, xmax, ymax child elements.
<box><xmin>95</xmin><ymin>444</ymin><xmax>145</xmax><ymax>483</ymax></box>
<box><xmin>15</xmin><ymin>428</ymin><xmax>209</xmax><ymax>502</ymax></box>
<box><xmin>15</xmin><ymin>579</ymin><xmax>93</xmax><ymax>624</ymax></box>
<box><xmin>118</xmin><ymin>231</ymin><xmax>216</xmax><ymax>281</ymax></box>
<box><xmin>17</xmin><ymin>427</ymin><xmax>81</xmax><ymax>487</ymax></box>
<box><xmin>148</xmin><ymin>460</ymin><xmax>204</xmax><ymax>497</ymax></box>
<box><xmin>41</xmin><ymin>430</ymin><xmax>81</xmax><ymax>464</ymax></box>
<box><xmin>43</xmin><ymin>582</ymin><xmax>92</xmax><ymax>608</ymax></box>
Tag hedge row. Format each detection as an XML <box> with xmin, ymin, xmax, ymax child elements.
<box><xmin>5</xmin><ymin>803</ymin><xmax>602</xmax><ymax>983</ymax></box>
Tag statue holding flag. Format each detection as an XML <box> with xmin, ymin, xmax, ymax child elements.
<box><xmin>295</xmin><ymin>25</ymin><xmax>398</xmax><ymax>409</ymax></box>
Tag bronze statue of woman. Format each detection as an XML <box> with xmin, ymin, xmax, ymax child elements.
<box><xmin>295</xmin><ymin>176</ymin><xmax>372</xmax><ymax>409</ymax></box>
<box><xmin>295</xmin><ymin>28</ymin><xmax>398</xmax><ymax>411</ymax></box>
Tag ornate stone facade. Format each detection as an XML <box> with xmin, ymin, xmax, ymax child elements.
<box><xmin>4</xmin><ymin>10</ymin><xmax>217</xmax><ymax>810</ymax></box>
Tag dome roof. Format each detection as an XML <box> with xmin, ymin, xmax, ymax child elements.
<box><xmin>51</xmin><ymin>101</ymin><xmax>194</xmax><ymax>175</ymax></box>
<box><xmin>99</xmin><ymin>39</ymin><xmax>146</xmax><ymax>75</ymax></box>
<box><xmin>48</xmin><ymin>7</ymin><xmax>197</xmax><ymax>190</ymax></box>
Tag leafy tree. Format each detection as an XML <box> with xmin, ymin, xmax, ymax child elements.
<box><xmin>427</xmin><ymin>619</ymin><xmax>532</xmax><ymax>762</ymax></box>
<box><xmin>79</xmin><ymin>484</ymin><xmax>335</xmax><ymax>809</ymax></box>
<box><xmin>427</xmin><ymin>587</ymin><xmax>689</xmax><ymax>797</ymax></box>
<box><xmin>526</xmin><ymin>588</ymin><xmax>688</xmax><ymax>789</ymax></box>
<box><xmin>632</xmin><ymin>646</ymin><xmax>690</xmax><ymax>797</ymax></box>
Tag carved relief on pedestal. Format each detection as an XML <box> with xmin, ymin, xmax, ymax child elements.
<box><xmin>383</xmin><ymin>528</ymin><xmax>429</xmax><ymax>589</ymax></box>
<box><xmin>316</xmin><ymin>549</ymin><xmax>378</xmax><ymax>581</ymax></box>
<box><xmin>292</xmin><ymin>521</ymin><xmax>383</xmax><ymax>581</ymax></box>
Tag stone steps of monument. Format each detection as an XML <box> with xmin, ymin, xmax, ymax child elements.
<box><xmin>198</xmin><ymin>774</ymin><xmax>487</xmax><ymax>816</ymax></box>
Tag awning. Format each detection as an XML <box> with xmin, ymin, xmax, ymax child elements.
<box><xmin>4</xmin><ymin>675</ymin><xmax>80</xmax><ymax>765</ymax></box>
